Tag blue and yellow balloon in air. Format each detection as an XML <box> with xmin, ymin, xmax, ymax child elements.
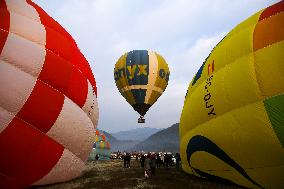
<box><xmin>114</xmin><ymin>50</ymin><xmax>170</xmax><ymax>122</ymax></box>
<box><xmin>179</xmin><ymin>1</ymin><xmax>284</xmax><ymax>189</ymax></box>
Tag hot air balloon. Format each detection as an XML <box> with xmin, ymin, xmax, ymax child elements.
<box><xmin>89</xmin><ymin>130</ymin><xmax>111</xmax><ymax>160</ymax></box>
<box><xmin>0</xmin><ymin>0</ymin><xmax>99</xmax><ymax>188</ymax></box>
<box><xmin>94</xmin><ymin>141</ymin><xmax>111</xmax><ymax>160</ymax></box>
<box><xmin>114</xmin><ymin>50</ymin><xmax>170</xmax><ymax>123</ymax></box>
<box><xmin>179</xmin><ymin>1</ymin><xmax>284</xmax><ymax>188</ymax></box>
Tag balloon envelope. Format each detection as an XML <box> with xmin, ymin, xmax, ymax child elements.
<box><xmin>179</xmin><ymin>1</ymin><xmax>284</xmax><ymax>189</ymax></box>
<box><xmin>0</xmin><ymin>0</ymin><xmax>98</xmax><ymax>188</ymax></box>
<box><xmin>114</xmin><ymin>50</ymin><xmax>170</xmax><ymax>117</ymax></box>
<box><xmin>90</xmin><ymin>131</ymin><xmax>111</xmax><ymax>160</ymax></box>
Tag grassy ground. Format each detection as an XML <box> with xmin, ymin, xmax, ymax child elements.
<box><xmin>32</xmin><ymin>160</ymin><xmax>244</xmax><ymax>189</ymax></box>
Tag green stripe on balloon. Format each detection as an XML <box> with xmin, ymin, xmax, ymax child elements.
<box><xmin>264</xmin><ymin>94</ymin><xmax>284</xmax><ymax>147</ymax></box>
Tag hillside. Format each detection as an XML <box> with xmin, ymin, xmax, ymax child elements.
<box><xmin>127</xmin><ymin>123</ymin><xmax>179</xmax><ymax>153</ymax></box>
<box><xmin>110</xmin><ymin>127</ymin><xmax>161</xmax><ymax>141</ymax></box>
<box><xmin>100</xmin><ymin>131</ymin><xmax>139</xmax><ymax>152</ymax></box>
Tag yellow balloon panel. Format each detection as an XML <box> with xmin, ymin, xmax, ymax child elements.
<box><xmin>179</xmin><ymin>1</ymin><xmax>284</xmax><ymax>188</ymax></box>
<box><xmin>154</xmin><ymin>52</ymin><xmax>170</xmax><ymax>89</ymax></box>
<box><xmin>186</xmin><ymin>12</ymin><xmax>261</xmax><ymax>98</ymax></box>
<box><xmin>181</xmin><ymin>100</ymin><xmax>284</xmax><ymax>167</ymax></box>
<box><xmin>147</xmin><ymin>90</ymin><xmax>162</xmax><ymax>106</ymax></box>
<box><xmin>255</xmin><ymin>41</ymin><xmax>284</xmax><ymax>97</ymax></box>
<box><xmin>114</xmin><ymin>53</ymin><xmax>129</xmax><ymax>93</ymax></box>
<box><xmin>180</xmin><ymin>54</ymin><xmax>263</xmax><ymax>137</ymax></box>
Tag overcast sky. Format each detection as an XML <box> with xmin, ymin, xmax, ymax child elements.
<box><xmin>34</xmin><ymin>0</ymin><xmax>278</xmax><ymax>132</ymax></box>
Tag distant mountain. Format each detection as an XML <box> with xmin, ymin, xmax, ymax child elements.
<box><xmin>110</xmin><ymin>127</ymin><xmax>161</xmax><ymax>141</ymax></box>
<box><xmin>100</xmin><ymin>130</ymin><xmax>139</xmax><ymax>152</ymax></box>
<box><xmin>127</xmin><ymin>123</ymin><xmax>179</xmax><ymax>153</ymax></box>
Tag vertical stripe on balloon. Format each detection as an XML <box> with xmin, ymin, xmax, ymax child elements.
<box><xmin>82</xmin><ymin>80</ymin><xmax>99</xmax><ymax>127</ymax></box>
<box><xmin>27</xmin><ymin>0</ymin><xmax>91</xmax><ymax>106</ymax></box>
<box><xmin>131</xmin><ymin>89</ymin><xmax>146</xmax><ymax>104</ymax></box>
<box><xmin>258</xmin><ymin>0</ymin><xmax>284</xmax><ymax>21</ymax></box>
<box><xmin>8</xmin><ymin>11</ymin><xmax>46</xmax><ymax>46</ymax></box>
<box><xmin>0</xmin><ymin>31</ymin><xmax>46</xmax><ymax>78</ymax></box>
<box><xmin>126</xmin><ymin>50</ymin><xmax>149</xmax><ymax>86</ymax></box>
<box><xmin>0</xmin><ymin>54</ymin><xmax>37</xmax><ymax>115</ymax></box>
<box><xmin>0</xmin><ymin>0</ymin><xmax>9</xmax><ymax>54</ymax></box>
<box><xmin>17</xmin><ymin>80</ymin><xmax>64</xmax><ymax>133</ymax></box>
<box><xmin>38</xmin><ymin>50</ymin><xmax>73</xmax><ymax>95</ymax></box>
<box><xmin>101</xmin><ymin>134</ymin><xmax>106</xmax><ymax>141</ymax></box>
<box><xmin>254</xmin><ymin>7</ymin><xmax>284</xmax><ymax>51</ymax></box>
<box><xmin>145</xmin><ymin>51</ymin><xmax>159</xmax><ymax>104</ymax></box>
<box><xmin>66</xmin><ymin>67</ymin><xmax>88</xmax><ymax>107</ymax></box>
<box><xmin>72</xmin><ymin>49</ymin><xmax>98</xmax><ymax>96</ymax></box>
<box><xmin>6</xmin><ymin>0</ymin><xmax>41</xmax><ymax>21</ymax></box>
<box><xmin>27</xmin><ymin>0</ymin><xmax>97</xmax><ymax>96</ymax></box>
<box><xmin>263</xmin><ymin>94</ymin><xmax>284</xmax><ymax>148</ymax></box>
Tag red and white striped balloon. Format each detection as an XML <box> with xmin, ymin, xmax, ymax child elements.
<box><xmin>0</xmin><ymin>0</ymin><xmax>99</xmax><ymax>188</ymax></box>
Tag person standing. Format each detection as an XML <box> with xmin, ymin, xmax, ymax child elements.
<box><xmin>150</xmin><ymin>154</ymin><xmax>157</xmax><ymax>176</ymax></box>
<box><xmin>140</xmin><ymin>154</ymin><xmax>145</xmax><ymax>168</ymax></box>
<box><xmin>164</xmin><ymin>153</ymin><xmax>169</xmax><ymax>168</ymax></box>
<box><xmin>161</xmin><ymin>153</ymin><xmax>165</xmax><ymax>168</ymax></box>
<box><xmin>175</xmin><ymin>153</ymin><xmax>181</xmax><ymax>169</ymax></box>
<box><xmin>95</xmin><ymin>154</ymin><xmax>99</xmax><ymax>161</ymax></box>
<box><xmin>144</xmin><ymin>154</ymin><xmax>151</xmax><ymax>178</ymax></box>
<box><xmin>157</xmin><ymin>154</ymin><xmax>161</xmax><ymax>168</ymax></box>
<box><xmin>126</xmin><ymin>153</ymin><xmax>131</xmax><ymax>168</ymax></box>
<box><xmin>123</xmin><ymin>152</ymin><xmax>126</xmax><ymax>168</ymax></box>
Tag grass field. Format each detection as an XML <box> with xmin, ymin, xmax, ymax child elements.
<box><xmin>32</xmin><ymin>160</ymin><xmax>243</xmax><ymax>189</ymax></box>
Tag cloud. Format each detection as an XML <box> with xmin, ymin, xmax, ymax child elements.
<box><xmin>170</xmin><ymin>32</ymin><xmax>227</xmax><ymax>82</ymax></box>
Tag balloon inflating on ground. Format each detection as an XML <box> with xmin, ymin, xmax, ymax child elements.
<box><xmin>0</xmin><ymin>0</ymin><xmax>99</xmax><ymax>188</ymax></box>
<box><xmin>179</xmin><ymin>1</ymin><xmax>284</xmax><ymax>188</ymax></box>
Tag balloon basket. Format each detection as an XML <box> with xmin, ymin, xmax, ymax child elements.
<box><xmin>138</xmin><ymin>116</ymin><xmax>145</xmax><ymax>123</ymax></box>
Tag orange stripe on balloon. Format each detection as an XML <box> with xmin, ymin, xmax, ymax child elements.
<box><xmin>101</xmin><ymin>134</ymin><xmax>106</xmax><ymax>141</ymax></box>
<box><xmin>253</xmin><ymin>11</ymin><xmax>284</xmax><ymax>51</ymax></box>
<box><xmin>259</xmin><ymin>0</ymin><xmax>284</xmax><ymax>21</ymax></box>
<box><xmin>95</xmin><ymin>130</ymin><xmax>100</xmax><ymax>135</ymax></box>
<box><xmin>106</xmin><ymin>142</ymin><xmax>110</xmax><ymax>149</ymax></box>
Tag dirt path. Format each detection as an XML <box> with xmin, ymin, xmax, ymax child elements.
<box><xmin>32</xmin><ymin>160</ymin><xmax>243</xmax><ymax>189</ymax></box>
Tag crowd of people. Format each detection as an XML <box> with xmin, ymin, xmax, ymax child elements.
<box><xmin>114</xmin><ymin>152</ymin><xmax>181</xmax><ymax>178</ymax></box>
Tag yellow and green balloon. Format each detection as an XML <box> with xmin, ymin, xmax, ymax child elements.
<box><xmin>114</xmin><ymin>50</ymin><xmax>170</xmax><ymax>120</ymax></box>
<box><xmin>180</xmin><ymin>1</ymin><xmax>284</xmax><ymax>189</ymax></box>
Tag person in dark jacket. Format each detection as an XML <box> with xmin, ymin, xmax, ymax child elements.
<box><xmin>125</xmin><ymin>153</ymin><xmax>131</xmax><ymax>168</ymax></box>
<box><xmin>144</xmin><ymin>154</ymin><xmax>151</xmax><ymax>178</ymax></box>
<box><xmin>140</xmin><ymin>154</ymin><xmax>145</xmax><ymax>168</ymax></box>
<box><xmin>156</xmin><ymin>154</ymin><xmax>161</xmax><ymax>168</ymax></box>
<box><xmin>150</xmin><ymin>154</ymin><xmax>157</xmax><ymax>176</ymax></box>
<box><xmin>175</xmin><ymin>153</ymin><xmax>181</xmax><ymax>169</ymax></box>
<box><xmin>164</xmin><ymin>153</ymin><xmax>169</xmax><ymax>168</ymax></box>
